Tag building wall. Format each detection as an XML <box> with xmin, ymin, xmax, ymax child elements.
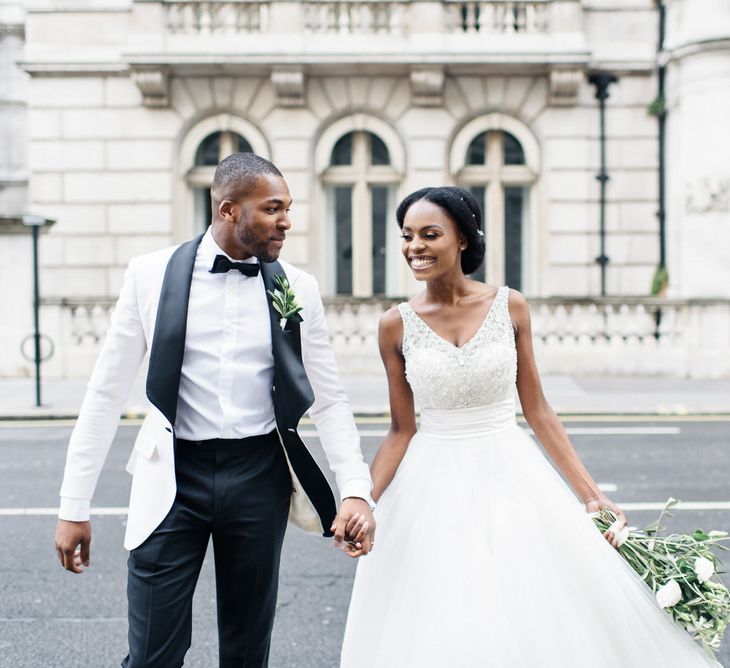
<box><xmin>2</xmin><ymin>0</ymin><xmax>728</xmax><ymax>378</ymax></box>
<box><xmin>26</xmin><ymin>70</ymin><xmax>659</xmax><ymax>298</ymax></box>
<box><xmin>0</xmin><ymin>22</ymin><xmax>28</xmax><ymax>215</ymax></box>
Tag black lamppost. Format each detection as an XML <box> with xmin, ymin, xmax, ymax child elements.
<box><xmin>21</xmin><ymin>214</ymin><xmax>55</xmax><ymax>407</ymax></box>
<box><xmin>588</xmin><ymin>72</ymin><xmax>617</xmax><ymax>297</ymax></box>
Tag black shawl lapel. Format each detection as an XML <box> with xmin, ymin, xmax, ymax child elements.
<box><xmin>260</xmin><ymin>260</ymin><xmax>315</xmax><ymax>426</ymax></box>
<box><xmin>146</xmin><ymin>234</ymin><xmax>204</xmax><ymax>426</ymax></box>
<box><xmin>260</xmin><ymin>260</ymin><xmax>337</xmax><ymax>534</ymax></box>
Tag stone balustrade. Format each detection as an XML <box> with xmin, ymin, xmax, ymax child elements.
<box><xmin>446</xmin><ymin>1</ymin><xmax>550</xmax><ymax>34</ymax></box>
<box><xmin>303</xmin><ymin>1</ymin><xmax>406</xmax><ymax>35</ymax></box>
<box><xmin>165</xmin><ymin>0</ymin><xmax>269</xmax><ymax>34</ymax></box>
<box><xmin>159</xmin><ymin>0</ymin><xmax>558</xmax><ymax>36</ymax></box>
<box><xmin>39</xmin><ymin>296</ymin><xmax>730</xmax><ymax>379</ymax></box>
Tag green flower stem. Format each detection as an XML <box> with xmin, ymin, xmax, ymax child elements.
<box><xmin>592</xmin><ymin>505</ymin><xmax>730</xmax><ymax>655</ymax></box>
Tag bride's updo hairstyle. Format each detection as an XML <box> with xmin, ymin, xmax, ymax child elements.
<box><xmin>396</xmin><ymin>186</ymin><xmax>486</xmax><ymax>275</ymax></box>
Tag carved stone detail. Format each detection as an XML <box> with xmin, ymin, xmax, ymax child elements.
<box><xmin>271</xmin><ymin>67</ymin><xmax>305</xmax><ymax>107</ymax></box>
<box><xmin>410</xmin><ymin>67</ymin><xmax>444</xmax><ymax>107</ymax></box>
<box><xmin>549</xmin><ymin>68</ymin><xmax>582</xmax><ymax>106</ymax></box>
<box><xmin>685</xmin><ymin>178</ymin><xmax>730</xmax><ymax>214</ymax></box>
<box><xmin>131</xmin><ymin>69</ymin><xmax>169</xmax><ymax>108</ymax></box>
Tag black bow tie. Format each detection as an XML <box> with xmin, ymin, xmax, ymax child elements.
<box><xmin>210</xmin><ymin>255</ymin><xmax>260</xmax><ymax>277</ymax></box>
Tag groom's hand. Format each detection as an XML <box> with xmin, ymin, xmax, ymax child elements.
<box><xmin>331</xmin><ymin>498</ymin><xmax>375</xmax><ymax>558</ymax></box>
<box><xmin>55</xmin><ymin>519</ymin><xmax>91</xmax><ymax>573</ymax></box>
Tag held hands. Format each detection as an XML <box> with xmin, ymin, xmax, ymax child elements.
<box><xmin>585</xmin><ymin>495</ymin><xmax>627</xmax><ymax>549</ymax></box>
<box><xmin>55</xmin><ymin>519</ymin><xmax>92</xmax><ymax>573</ymax></box>
<box><xmin>331</xmin><ymin>497</ymin><xmax>376</xmax><ymax>559</ymax></box>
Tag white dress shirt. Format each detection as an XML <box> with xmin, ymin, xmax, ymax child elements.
<box><xmin>175</xmin><ymin>229</ymin><xmax>276</xmax><ymax>439</ymax></box>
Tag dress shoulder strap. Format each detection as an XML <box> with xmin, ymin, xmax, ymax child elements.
<box><xmin>396</xmin><ymin>302</ymin><xmax>422</xmax><ymax>356</ymax></box>
<box><xmin>491</xmin><ymin>286</ymin><xmax>515</xmax><ymax>344</ymax></box>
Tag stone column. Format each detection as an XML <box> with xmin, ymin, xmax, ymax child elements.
<box><xmin>665</xmin><ymin>0</ymin><xmax>730</xmax><ymax>297</ymax></box>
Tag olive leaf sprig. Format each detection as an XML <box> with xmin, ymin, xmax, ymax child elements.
<box><xmin>267</xmin><ymin>275</ymin><xmax>303</xmax><ymax>331</ymax></box>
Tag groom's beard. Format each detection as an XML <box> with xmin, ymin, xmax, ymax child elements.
<box><xmin>236</xmin><ymin>224</ymin><xmax>284</xmax><ymax>263</ymax></box>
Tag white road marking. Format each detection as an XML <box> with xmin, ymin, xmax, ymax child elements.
<box><xmin>560</xmin><ymin>427</ymin><xmax>680</xmax><ymax>435</ymax></box>
<box><xmin>0</xmin><ymin>507</ymin><xmax>128</xmax><ymax>516</ymax></box>
<box><xmin>597</xmin><ymin>483</ymin><xmax>618</xmax><ymax>492</ymax></box>
<box><xmin>2</xmin><ymin>501</ymin><xmax>729</xmax><ymax>516</ymax></box>
<box><xmin>299</xmin><ymin>430</ymin><xmax>386</xmax><ymax>437</ymax></box>
<box><xmin>618</xmin><ymin>502</ymin><xmax>730</xmax><ymax>511</ymax></box>
<box><xmin>297</xmin><ymin>427</ymin><xmax>681</xmax><ymax>438</ymax></box>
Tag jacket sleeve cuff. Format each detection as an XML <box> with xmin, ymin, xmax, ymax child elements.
<box><xmin>339</xmin><ymin>479</ymin><xmax>376</xmax><ymax>510</ymax></box>
<box><xmin>58</xmin><ymin>497</ymin><xmax>91</xmax><ymax>521</ymax></box>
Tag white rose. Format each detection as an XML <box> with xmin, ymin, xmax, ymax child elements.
<box><xmin>656</xmin><ymin>579</ymin><xmax>682</xmax><ymax>609</ymax></box>
<box><xmin>694</xmin><ymin>557</ymin><xmax>715</xmax><ymax>583</ymax></box>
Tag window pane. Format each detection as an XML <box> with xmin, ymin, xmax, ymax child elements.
<box><xmin>371</xmin><ymin>186</ymin><xmax>388</xmax><ymax>295</ymax></box>
<box><xmin>237</xmin><ymin>135</ymin><xmax>253</xmax><ymax>153</ymax></box>
<box><xmin>369</xmin><ymin>133</ymin><xmax>390</xmax><ymax>166</ymax></box>
<box><xmin>335</xmin><ymin>187</ymin><xmax>353</xmax><ymax>294</ymax></box>
<box><xmin>467</xmin><ymin>186</ymin><xmax>486</xmax><ymax>282</ymax></box>
<box><xmin>466</xmin><ymin>133</ymin><xmax>486</xmax><ymax>166</ymax></box>
<box><xmin>195</xmin><ymin>132</ymin><xmax>221</xmax><ymax>166</ymax></box>
<box><xmin>194</xmin><ymin>187</ymin><xmax>213</xmax><ymax>233</ymax></box>
<box><xmin>504</xmin><ymin>187</ymin><xmax>524</xmax><ymax>291</ymax></box>
<box><xmin>331</xmin><ymin>133</ymin><xmax>353</xmax><ymax>166</ymax></box>
<box><xmin>503</xmin><ymin>132</ymin><xmax>525</xmax><ymax>165</ymax></box>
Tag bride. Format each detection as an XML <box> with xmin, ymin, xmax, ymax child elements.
<box><xmin>339</xmin><ymin>186</ymin><xmax>720</xmax><ymax>667</ymax></box>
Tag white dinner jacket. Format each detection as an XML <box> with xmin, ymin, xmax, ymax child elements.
<box><xmin>59</xmin><ymin>236</ymin><xmax>372</xmax><ymax>550</ymax></box>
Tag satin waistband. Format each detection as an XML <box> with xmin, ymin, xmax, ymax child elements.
<box><xmin>419</xmin><ymin>398</ymin><xmax>516</xmax><ymax>439</ymax></box>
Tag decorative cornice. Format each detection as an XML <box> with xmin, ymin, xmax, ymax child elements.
<box><xmin>271</xmin><ymin>67</ymin><xmax>305</xmax><ymax>108</ymax></box>
<box><xmin>0</xmin><ymin>215</ymin><xmax>55</xmax><ymax>235</ymax></box>
<box><xmin>21</xmin><ymin>61</ymin><xmax>128</xmax><ymax>76</ymax></box>
<box><xmin>666</xmin><ymin>37</ymin><xmax>730</xmax><ymax>63</ymax></box>
<box><xmin>410</xmin><ymin>66</ymin><xmax>444</xmax><ymax>107</ymax></box>
<box><xmin>131</xmin><ymin>68</ymin><xmax>169</xmax><ymax>108</ymax></box>
<box><xmin>549</xmin><ymin>68</ymin><xmax>583</xmax><ymax>106</ymax></box>
<box><xmin>0</xmin><ymin>22</ymin><xmax>24</xmax><ymax>37</ymax></box>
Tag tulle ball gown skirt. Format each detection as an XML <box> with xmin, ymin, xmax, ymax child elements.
<box><xmin>341</xmin><ymin>401</ymin><xmax>720</xmax><ymax>667</ymax></box>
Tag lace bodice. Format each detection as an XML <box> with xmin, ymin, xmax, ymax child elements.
<box><xmin>398</xmin><ymin>286</ymin><xmax>517</xmax><ymax>410</ymax></box>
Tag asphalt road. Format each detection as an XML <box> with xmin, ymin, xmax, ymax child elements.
<box><xmin>0</xmin><ymin>417</ymin><xmax>729</xmax><ymax>667</ymax></box>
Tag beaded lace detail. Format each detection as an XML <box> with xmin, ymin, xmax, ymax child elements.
<box><xmin>398</xmin><ymin>286</ymin><xmax>516</xmax><ymax>410</ymax></box>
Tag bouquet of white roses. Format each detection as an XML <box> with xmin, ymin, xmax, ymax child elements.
<box><xmin>592</xmin><ymin>498</ymin><xmax>730</xmax><ymax>656</ymax></box>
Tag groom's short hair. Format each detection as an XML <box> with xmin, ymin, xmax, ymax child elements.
<box><xmin>211</xmin><ymin>153</ymin><xmax>283</xmax><ymax>202</ymax></box>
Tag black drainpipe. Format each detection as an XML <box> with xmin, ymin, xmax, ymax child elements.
<box><xmin>588</xmin><ymin>72</ymin><xmax>617</xmax><ymax>297</ymax></box>
<box><xmin>652</xmin><ymin>0</ymin><xmax>668</xmax><ymax>339</ymax></box>
<box><xmin>657</xmin><ymin>0</ymin><xmax>667</xmax><ymax>271</ymax></box>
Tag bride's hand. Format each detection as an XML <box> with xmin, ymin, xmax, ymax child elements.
<box><xmin>585</xmin><ymin>495</ymin><xmax>627</xmax><ymax>549</ymax></box>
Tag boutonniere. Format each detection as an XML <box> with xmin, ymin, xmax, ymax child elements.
<box><xmin>267</xmin><ymin>275</ymin><xmax>303</xmax><ymax>332</ymax></box>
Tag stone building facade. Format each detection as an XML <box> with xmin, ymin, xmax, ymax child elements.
<box><xmin>1</xmin><ymin>0</ymin><xmax>729</xmax><ymax>379</ymax></box>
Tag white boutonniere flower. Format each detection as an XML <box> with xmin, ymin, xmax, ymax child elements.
<box><xmin>267</xmin><ymin>275</ymin><xmax>303</xmax><ymax>331</ymax></box>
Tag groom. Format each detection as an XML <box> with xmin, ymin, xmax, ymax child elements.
<box><xmin>54</xmin><ymin>153</ymin><xmax>375</xmax><ymax>667</ymax></box>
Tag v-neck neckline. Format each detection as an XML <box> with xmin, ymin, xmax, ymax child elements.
<box><xmin>405</xmin><ymin>287</ymin><xmax>502</xmax><ymax>351</ymax></box>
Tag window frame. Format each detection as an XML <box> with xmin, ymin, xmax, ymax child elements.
<box><xmin>451</xmin><ymin>114</ymin><xmax>541</xmax><ymax>293</ymax></box>
<box><xmin>316</xmin><ymin>119</ymin><xmax>405</xmax><ymax>297</ymax></box>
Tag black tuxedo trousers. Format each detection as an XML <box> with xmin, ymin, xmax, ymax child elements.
<box><xmin>122</xmin><ymin>432</ymin><xmax>292</xmax><ymax>668</ymax></box>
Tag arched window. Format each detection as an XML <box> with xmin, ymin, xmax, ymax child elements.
<box><xmin>456</xmin><ymin>128</ymin><xmax>535</xmax><ymax>290</ymax></box>
<box><xmin>186</xmin><ymin>131</ymin><xmax>253</xmax><ymax>232</ymax></box>
<box><xmin>321</xmin><ymin>130</ymin><xmax>400</xmax><ymax>296</ymax></box>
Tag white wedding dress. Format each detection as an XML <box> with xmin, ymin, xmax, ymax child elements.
<box><xmin>341</xmin><ymin>286</ymin><xmax>721</xmax><ymax>667</ymax></box>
